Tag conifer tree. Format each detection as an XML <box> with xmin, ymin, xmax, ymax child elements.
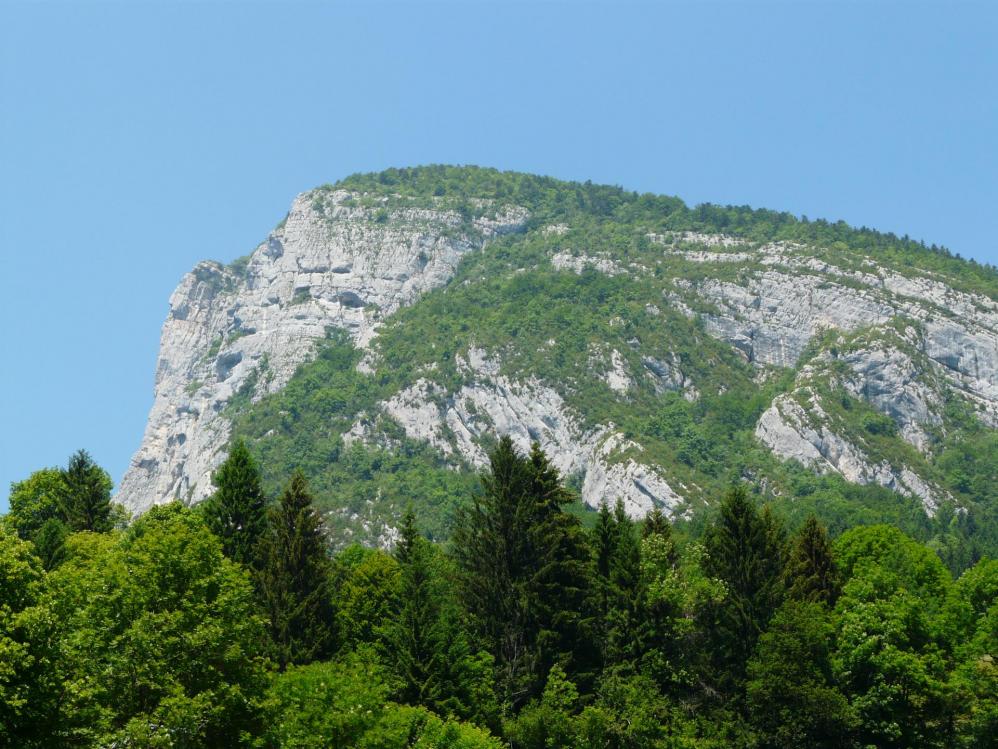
<box><xmin>642</xmin><ymin>506</ymin><xmax>671</xmax><ymax>541</ymax></box>
<box><xmin>58</xmin><ymin>449</ymin><xmax>113</xmax><ymax>533</ymax></box>
<box><xmin>258</xmin><ymin>471</ymin><xmax>335</xmax><ymax>669</ymax></box>
<box><xmin>452</xmin><ymin>437</ymin><xmax>593</xmax><ymax>707</ymax></box>
<box><xmin>384</xmin><ymin>508</ymin><xmax>495</xmax><ymax>723</ymax></box>
<box><xmin>591</xmin><ymin>501</ymin><xmax>618</xmax><ymax>662</ymax></box>
<box><xmin>785</xmin><ymin>515</ymin><xmax>841</xmax><ymax>606</ymax></box>
<box><xmin>203</xmin><ymin>439</ymin><xmax>268</xmax><ymax>569</ymax></box>
<box><xmin>607</xmin><ymin>500</ymin><xmax>642</xmax><ymax>665</ymax></box>
<box><xmin>32</xmin><ymin>517</ymin><xmax>69</xmax><ymax>570</ymax></box>
<box><xmin>703</xmin><ymin>486</ymin><xmax>786</xmax><ymax>693</ymax></box>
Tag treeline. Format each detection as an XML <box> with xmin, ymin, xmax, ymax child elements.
<box><xmin>336</xmin><ymin>165</ymin><xmax>998</xmax><ymax>296</ymax></box>
<box><xmin>2</xmin><ymin>438</ymin><xmax>997</xmax><ymax>748</ymax></box>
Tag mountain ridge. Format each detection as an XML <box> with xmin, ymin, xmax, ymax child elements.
<box><xmin>119</xmin><ymin>165</ymin><xmax>998</xmax><ymax>562</ymax></box>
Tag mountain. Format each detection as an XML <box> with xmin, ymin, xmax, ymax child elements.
<box><xmin>119</xmin><ymin>166</ymin><xmax>998</xmax><ymax>558</ymax></box>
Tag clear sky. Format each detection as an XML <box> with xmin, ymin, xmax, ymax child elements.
<box><xmin>1</xmin><ymin>1</ymin><xmax>996</xmax><ymax>512</ymax></box>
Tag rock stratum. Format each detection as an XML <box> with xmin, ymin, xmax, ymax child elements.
<box><xmin>119</xmin><ymin>166</ymin><xmax>998</xmax><ymax>546</ymax></box>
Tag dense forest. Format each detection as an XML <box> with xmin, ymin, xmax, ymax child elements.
<box><xmin>202</xmin><ymin>165</ymin><xmax>998</xmax><ymax>569</ymax></box>
<box><xmin>3</xmin><ymin>439</ymin><xmax>996</xmax><ymax>748</ymax></box>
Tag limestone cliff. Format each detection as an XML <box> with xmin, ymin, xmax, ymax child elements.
<box><xmin>119</xmin><ymin>167</ymin><xmax>998</xmax><ymax>544</ymax></box>
<box><xmin>119</xmin><ymin>189</ymin><xmax>527</xmax><ymax>513</ymax></box>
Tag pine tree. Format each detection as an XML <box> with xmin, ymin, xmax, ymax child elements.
<box><xmin>388</xmin><ymin>508</ymin><xmax>441</xmax><ymax>706</ymax></box>
<box><xmin>452</xmin><ymin>437</ymin><xmax>593</xmax><ymax>707</ymax></box>
<box><xmin>32</xmin><ymin>517</ymin><xmax>69</xmax><ymax>570</ymax></box>
<box><xmin>591</xmin><ymin>501</ymin><xmax>618</xmax><ymax>663</ymax></box>
<box><xmin>607</xmin><ymin>500</ymin><xmax>642</xmax><ymax>665</ymax></box>
<box><xmin>784</xmin><ymin>515</ymin><xmax>841</xmax><ymax>606</ymax></box>
<box><xmin>203</xmin><ymin>440</ymin><xmax>268</xmax><ymax>569</ymax></box>
<box><xmin>702</xmin><ymin>486</ymin><xmax>786</xmax><ymax>694</ymax></box>
<box><xmin>58</xmin><ymin>449</ymin><xmax>113</xmax><ymax>533</ymax></box>
<box><xmin>525</xmin><ymin>442</ymin><xmax>597</xmax><ymax>693</ymax></box>
<box><xmin>258</xmin><ymin>471</ymin><xmax>335</xmax><ymax>669</ymax></box>
<box><xmin>642</xmin><ymin>506</ymin><xmax>671</xmax><ymax>541</ymax></box>
<box><xmin>384</xmin><ymin>509</ymin><xmax>494</xmax><ymax>723</ymax></box>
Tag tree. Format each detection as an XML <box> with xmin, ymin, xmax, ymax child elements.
<box><xmin>504</xmin><ymin>665</ymin><xmax>579</xmax><ymax>749</ymax></box>
<box><xmin>0</xmin><ymin>528</ymin><xmax>60</xmax><ymax>748</ymax></box>
<box><xmin>258</xmin><ymin>471</ymin><xmax>335</xmax><ymax>668</ymax></box>
<box><xmin>950</xmin><ymin>559</ymin><xmax>998</xmax><ymax>748</ymax></box>
<box><xmin>333</xmin><ymin>546</ymin><xmax>401</xmax><ymax>651</ymax></box>
<box><xmin>702</xmin><ymin>486</ymin><xmax>786</xmax><ymax>693</ymax></box>
<box><xmin>40</xmin><ymin>503</ymin><xmax>271</xmax><ymax>747</ymax></box>
<box><xmin>637</xmin><ymin>532</ymin><xmax>726</xmax><ymax>698</ymax></box>
<box><xmin>57</xmin><ymin>450</ymin><xmax>114</xmax><ymax>533</ymax></box>
<box><xmin>641</xmin><ymin>506</ymin><xmax>672</xmax><ymax>542</ymax></box>
<box><xmin>832</xmin><ymin>527</ymin><xmax>958</xmax><ymax>749</ymax></box>
<box><xmin>746</xmin><ymin>601</ymin><xmax>856</xmax><ymax>749</ymax></box>
<box><xmin>31</xmin><ymin>517</ymin><xmax>69</xmax><ymax>570</ymax></box>
<box><xmin>383</xmin><ymin>508</ymin><xmax>498</xmax><ymax>725</ymax></box>
<box><xmin>452</xmin><ymin>437</ymin><xmax>594</xmax><ymax>707</ymax></box>
<box><xmin>264</xmin><ymin>651</ymin><xmax>503</xmax><ymax>749</ymax></box>
<box><xmin>591</xmin><ymin>501</ymin><xmax>618</xmax><ymax>665</ymax></box>
<box><xmin>202</xmin><ymin>439</ymin><xmax>268</xmax><ymax>569</ymax></box>
<box><xmin>784</xmin><ymin>515</ymin><xmax>841</xmax><ymax>606</ymax></box>
<box><xmin>594</xmin><ymin>500</ymin><xmax>643</xmax><ymax>667</ymax></box>
<box><xmin>7</xmin><ymin>468</ymin><xmax>63</xmax><ymax>540</ymax></box>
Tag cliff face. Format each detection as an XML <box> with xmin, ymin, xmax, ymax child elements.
<box><xmin>119</xmin><ymin>167</ymin><xmax>998</xmax><ymax>544</ymax></box>
<box><xmin>118</xmin><ymin>190</ymin><xmax>527</xmax><ymax>513</ymax></box>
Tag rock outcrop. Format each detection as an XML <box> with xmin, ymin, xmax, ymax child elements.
<box><xmin>121</xmin><ymin>172</ymin><xmax>998</xmax><ymax>538</ymax></box>
<box><xmin>119</xmin><ymin>190</ymin><xmax>527</xmax><ymax>513</ymax></box>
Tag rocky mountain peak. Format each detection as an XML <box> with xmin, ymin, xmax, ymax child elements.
<box><xmin>119</xmin><ymin>167</ymin><xmax>998</xmax><ymax>547</ymax></box>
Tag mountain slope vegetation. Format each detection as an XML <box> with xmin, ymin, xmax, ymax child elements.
<box><xmin>199</xmin><ymin>166</ymin><xmax>998</xmax><ymax>567</ymax></box>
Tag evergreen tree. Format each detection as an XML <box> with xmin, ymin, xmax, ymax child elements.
<box><xmin>203</xmin><ymin>439</ymin><xmax>268</xmax><ymax>569</ymax></box>
<box><xmin>386</xmin><ymin>509</ymin><xmax>444</xmax><ymax>707</ymax></box>
<box><xmin>57</xmin><ymin>449</ymin><xmax>113</xmax><ymax>533</ymax></box>
<box><xmin>258</xmin><ymin>471</ymin><xmax>335</xmax><ymax>668</ymax></box>
<box><xmin>702</xmin><ymin>486</ymin><xmax>786</xmax><ymax>694</ymax></box>
<box><xmin>31</xmin><ymin>517</ymin><xmax>69</xmax><ymax>570</ymax></box>
<box><xmin>591</xmin><ymin>501</ymin><xmax>618</xmax><ymax>664</ymax></box>
<box><xmin>642</xmin><ymin>506</ymin><xmax>672</xmax><ymax>541</ymax></box>
<box><xmin>452</xmin><ymin>437</ymin><xmax>593</xmax><ymax>707</ymax></box>
<box><xmin>384</xmin><ymin>508</ymin><xmax>497</xmax><ymax>724</ymax></box>
<box><xmin>746</xmin><ymin>601</ymin><xmax>856</xmax><ymax>748</ymax></box>
<box><xmin>607</xmin><ymin>500</ymin><xmax>642</xmax><ymax>665</ymax></box>
<box><xmin>784</xmin><ymin>515</ymin><xmax>841</xmax><ymax>606</ymax></box>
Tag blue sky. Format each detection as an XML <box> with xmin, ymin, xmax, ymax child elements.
<box><xmin>1</xmin><ymin>1</ymin><xmax>996</xmax><ymax>511</ymax></box>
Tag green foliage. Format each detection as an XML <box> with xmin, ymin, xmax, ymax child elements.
<box><xmin>637</xmin><ymin>534</ymin><xmax>726</xmax><ymax>696</ymax></box>
<box><xmin>702</xmin><ymin>486</ymin><xmax>786</xmax><ymax>694</ymax></box>
<box><xmin>262</xmin><ymin>650</ymin><xmax>502</xmax><ymax>749</ymax></box>
<box><xmin>950</xmin><ymin>559</ymin><xmax>998</xmax><ymax>748</ymax></box>
<box><xmin>262</xmin><ymin>651</ymin><xmax>390</xmax><ymax>748</ymax></box>
<box><xmin>333</xmin><ymin>546</ymin><xmax>401</xmax><ymax>651</ymax></box>
<box><xmin>451</xmin><ymin>438</ymin><xmax>595</xmax><ymax>707</ymax></box>
<box><xmin>203</xmin><ymin>439</ymin><xmax>269</xmax><ymax>569</ymax></box>
<box><xmin>0</xmin><ymin>528</ymin><xmax>56</xmax><ymax>748</ymax></box>
<box><xmin>832</xmin><ymin>527</ymin><xmax>957</xmax><ymax>749</ymax></box>
<box><xmin>7</xmin><ymin>467</ymin><xmax>63</xmax><ymax>540</ymax></box>
<box><xmin>31</xmin><ymin>517</ymin><xmax>69</xmax><ymax>570</ymax></box>
<box><xmin>3</xmin><ymin>436</ymin><xmax>998</xmax><ymax>747</ymax></box>
<box><xmin>382</xmin><ymin>510</ymin><xmax>498</xmax><ymax>726</ymax></box>
<box><xmin>58</xmin><ymin>449</ymin><xmax>114</xmax><ymax>533</ymax></box>
<box><xmin>746</xmin><ymin>601</ymin><xmax>856</xmax><ymax>749</ymax></box>
<box><xmin>504</xmin><ymin>665</ymin><xmax>579</xmax><ymax>749</ymax></box>
<box><xmin>42</xmin><ymin>503</ymin><xmax>272</xmax><ymax>746</ymax></box>
<box><xmin>258</xmin><ymin>472</ymin><xmax>335</xmax><ymax>669</ymax></box>
<box><xmin>784</xmin><ymin>515</ymin><xmax>841</xmax><ymax>606</ymax></box>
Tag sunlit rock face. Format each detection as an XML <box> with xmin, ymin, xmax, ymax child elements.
<box><xmin>122</xmin><ymin>175</ymin><xmax>998</xmax><ymax>536</ymax></box>
<box><xmin>118</xmin><ymin>190</ymin><xmax>527</xmax><ymax>513</ymax></box>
